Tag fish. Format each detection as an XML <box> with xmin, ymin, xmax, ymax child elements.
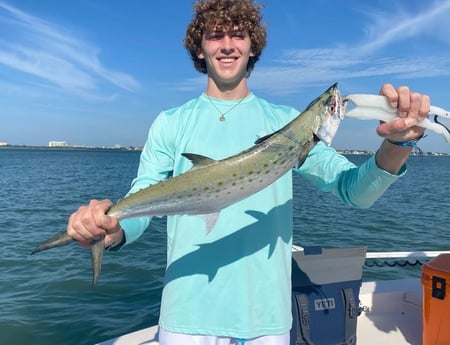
<box><xmin>31</xmin><ymin>83</ymin><xmax>345</xmax><ymax>286</ymax></box>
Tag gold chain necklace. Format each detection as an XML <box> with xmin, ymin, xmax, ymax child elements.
<box><xmin>205</xmin><ymin>94</ymin><xmax>247</xmax><ymax>122</ymax></box>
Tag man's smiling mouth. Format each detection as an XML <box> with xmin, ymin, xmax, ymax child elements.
<box><xmin>219</xmin><ymin>57</ymin><xmax>238</xmax><ymax>63</ymax></box>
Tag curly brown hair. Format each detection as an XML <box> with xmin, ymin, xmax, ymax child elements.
<box><xmin>184</xmin><ymin>0</ymin><xmax>267</xmax><ymax>75</ymax></box>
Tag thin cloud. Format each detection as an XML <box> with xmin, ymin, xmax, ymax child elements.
<box><xmin>248</xmin><ymin>53</ymin><xmax>450</xmax><ymax>95</ymax></box>
<box><xmin>0</xmin><ymin>1</ymin><xmax>140</xmax><ymax>98</ymax></box>
<box><xmin>0</xmin><ymin>41</ymin><xmax>96</xmax><ymax>90</ymax></box>
<box><xmin>263</xmin><ymin>1</ymin><xmax>450</xmax><ymax>94</ymax></box>
<box><xmin>359</xmin><ymin>0</ymin><xmax>450</xmax><ymax>52</ymax></box>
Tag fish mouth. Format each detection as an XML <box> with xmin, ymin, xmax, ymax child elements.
<box><xmin>315</xmin><ymin>86</ymin><xmax>346</xmax><ymax>145</ymax></box>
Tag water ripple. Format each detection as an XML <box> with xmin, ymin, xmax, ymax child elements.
<box><xmin>1</xmin><ymin>149</ymin><xmax>449</xmax><ymax>344</ymax></box>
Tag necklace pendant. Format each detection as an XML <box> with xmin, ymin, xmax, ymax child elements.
<box><xmin>219</xmin><ymin>114</ymin><xmax>226</xmax><ymax>122</ymax></box>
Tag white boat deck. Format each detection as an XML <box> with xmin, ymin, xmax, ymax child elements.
<box><xmin>357</xmin><ymin>278</ymin><xmax>422</xmax><ymax>345</ymax></box>
<box><xmin>98</xmin><ymin>278</ymin><xmax>423</xmax><ymax>345</ymax></box>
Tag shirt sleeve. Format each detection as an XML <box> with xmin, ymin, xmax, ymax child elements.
<box><xmin>118</xmin><ymin>112</ymin><xmax>176</xmax><ymax>247</ymax></box>
<box><xmin>297</xmin><ymin>142</ymin><xmax>406</xmax><ymax>208</ymax></box>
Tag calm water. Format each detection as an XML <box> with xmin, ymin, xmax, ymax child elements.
<box><xmin>1</xmin><ymin>148</ymin><xmax>449</xmax><ymax>345</ymax></box>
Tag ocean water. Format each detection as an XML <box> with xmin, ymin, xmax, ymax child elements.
<box><xmin>1</xmin><ymin>148</ymin><xmax>449</xmax><ymax>345</ymax></box>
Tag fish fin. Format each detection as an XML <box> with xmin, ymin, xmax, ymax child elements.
<box><xmin>199</xmin><ymin>212</ymin><xmax>220</xmax><ymax>234</ymax></box>
<box><xmin>296</xmin><ymin>141</ymin><xmax>315</xmax><ymax>168</ymax></box>
<box><xmin>181</xmin><ymin>153</ymin><xmax>217</xmax><ymax>169</ymax></box>
<box><xmin>296</xmin><ymin>155</ymin><xmax>308</xmax><ymax>169</ymax></box>
<box><xmin>30</xmin><ymin>231</ymin><xmax>74</xmax><ymax>255</ymax></box>
<box><xmin>255</xmin><ymin>135</ymin><xmax>290</xmax><ymax>153</ymax></box>
<box><xmin>254</xmin><ymin>132</ymin><xmax>277</xmax><ymax>144</ymax></box>
<box><xmin>90</xmin><ymin>236</ymin><xmax>105</xmax><ymax>287</ymax></box>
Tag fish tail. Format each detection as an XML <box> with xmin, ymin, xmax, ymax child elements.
<box><xmin>30</xmin><ymin>231</ymin><xmax>74</xmax><ymax>255</ymax></box>
<box><xmin>90</xmin><ymin>236</ymin><xmax>105</xmax><ymax>287</ymax></box>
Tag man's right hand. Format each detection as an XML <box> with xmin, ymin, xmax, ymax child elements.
<box><xmin>66</xmin><ymin>199</ymin><xmax>124</xmax><ymax>248</ymax></box>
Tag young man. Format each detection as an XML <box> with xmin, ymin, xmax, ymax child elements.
<box><xmin>67</xmin><ymin>0</ymin><xmax>430</xmax><ymax>344</ymax></box>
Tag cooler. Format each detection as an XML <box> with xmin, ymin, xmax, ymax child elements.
<box><xmin>290</xmin><ymin>246</ymin><xmax>366</xmax><ymax>345</ymax></box>
<box><xmin>422</xmin><ymin>253</ymin><xmax>450</xmax><ymax>345</ymax></box>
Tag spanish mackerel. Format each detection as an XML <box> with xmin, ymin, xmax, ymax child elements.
<box><xmin>31</xmin><ymin>83</ymin><xmax>345</xmax><ymax>286</ymax></box>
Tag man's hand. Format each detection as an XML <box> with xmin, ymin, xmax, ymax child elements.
<box><xmin>67</xmin><ymin>199</ymin><xmax>124</xmax><ymax>248</ymax></box>
<box><xmin>377</xmin><ymin>84</ymin><xmax>430</xmax><ymax>142</ymax></box>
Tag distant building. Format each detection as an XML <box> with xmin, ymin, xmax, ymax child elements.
<box><xmin>48</xmin><ymin>141</ymin><xmax>69</xmax><ymax>147</ymax></box>
<box><xmin>0</xmin><ymin>141</ymin><xmax>8</xmax><ymax>146</ymax></box>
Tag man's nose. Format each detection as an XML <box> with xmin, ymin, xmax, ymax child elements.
<box><xmin>221</xmin><ymin>35</ymin><xmax>235</xmax><ymax>54</ymax></box>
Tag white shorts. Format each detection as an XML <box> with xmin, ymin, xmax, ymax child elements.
<box><xmin>158</xmin><ymin>327</ymin><xmax>290</xmax><ymax>345</ymax></box>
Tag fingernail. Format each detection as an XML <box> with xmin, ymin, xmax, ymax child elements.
<box><xmin>405</xmin><ymin>117</ymin><xmax>417</xmax><ymax>126</ymax></box>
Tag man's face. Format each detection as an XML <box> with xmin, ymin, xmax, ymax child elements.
<box><xmin>198</xmin><ymin>25</ymin><xmax>254</xmax><ymax>87</ymax></box>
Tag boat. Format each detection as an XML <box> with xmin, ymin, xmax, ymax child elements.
<box><xmin>97</xmin><ymin>247</ymin><xmax>450</xmax><ymax>345</ymax></box>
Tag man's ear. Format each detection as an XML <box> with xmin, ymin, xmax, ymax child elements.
<box><xmin>197</xmin><ymin>50</ymin><xmax>205</xmax><ymax>59</ymax></box>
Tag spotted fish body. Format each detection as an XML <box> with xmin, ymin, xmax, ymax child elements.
<box><xmin>31</xmin><ymin>83</ymin><xmax>344</xmax><ymax>286</ymax></box>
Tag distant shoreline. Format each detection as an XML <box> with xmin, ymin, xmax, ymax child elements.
<box><xmin>338</xmin><ymin>149</ymin><xmax>450</xmax><ymax>156</ymax></box>
<box><xmin>1</xmin><ymin>145</ymin><xmax>449</xmax><ymax>156</ymax></box>
<box><xmin>0</xmin><ymin>145</ymin><xmax>142</xmax><ymax>151</ymax></box>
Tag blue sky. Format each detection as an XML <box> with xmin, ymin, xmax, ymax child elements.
<box><xmin>1</xmin><ymin>0</ymin><xmax>450</xmax><ymax>152</ymax></box>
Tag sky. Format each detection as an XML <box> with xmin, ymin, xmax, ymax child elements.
<box><xmin>1</xmin><ymin>0</ymin><xmax>450</xmax><ymax>153</ymax></box>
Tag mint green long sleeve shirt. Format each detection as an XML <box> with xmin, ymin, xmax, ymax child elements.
<box><xmin>118</xmin><ymin>93</ymin><xmax>403</xmax><ymax>339</ymax></box>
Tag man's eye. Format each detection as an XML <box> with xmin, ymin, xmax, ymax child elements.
<box><xmin>233</xmin><ymin>32</ymin><xmax>246</xmax><ymax>39</ymax></box>
<box><xmin>206</xmin><ymin>32</ymin><xmax>225</xmax><ymax>40</ymax></box>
